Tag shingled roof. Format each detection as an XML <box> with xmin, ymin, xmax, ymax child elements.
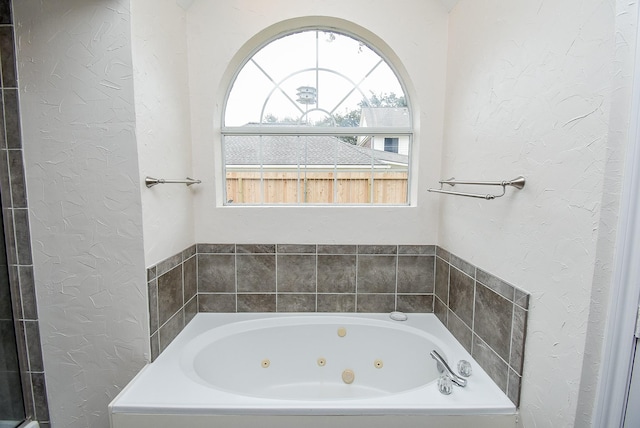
<box><xmin>224</xmin><ymin>135</ymin><xmax>408</xmax><ymax>166</ymax></box>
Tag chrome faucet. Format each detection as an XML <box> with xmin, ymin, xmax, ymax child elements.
<box><xmin>430</xmin><ymin>350</ymin><xmax>467</xmax><ymax>387</ymax></box>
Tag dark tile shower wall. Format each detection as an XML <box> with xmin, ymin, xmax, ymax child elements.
<box><xmin>147</xmin><ymin>243</ymin><xmax>529</xmax><ymax>407</ymax></box>
<box><xmin>434</xmin><ymin>246</ymin><xmax>528</xmax><ymax>406</ymax></box>
<box><xmin>0</xmin><ymin>208</ymin><xmax>23</xmax><ymax>424</ymax></box>
<box><xmin>0</xmin><ymin>1</ymin><xmax>49</xmax><ymax>425</ymax></box>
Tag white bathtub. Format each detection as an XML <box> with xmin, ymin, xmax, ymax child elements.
<box><xmin>109</xmin><ymin>313</ymin><xmax>517</xmax><ymax>428</ymax></box>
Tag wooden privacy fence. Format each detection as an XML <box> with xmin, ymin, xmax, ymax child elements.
<box><xmin>226</xmin><ymin>170</ymin><xmax>408</xmax><ymax>204</ymax></box>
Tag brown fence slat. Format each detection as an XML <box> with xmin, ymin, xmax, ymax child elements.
<box><xmin>226</xmin><ymin>171</ymin><xmax>408</xmax><ymax>204</ymax></box>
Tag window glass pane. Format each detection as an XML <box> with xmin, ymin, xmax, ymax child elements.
<box><xmin>224</xmin><ymin>134</ymin><xmax>409</xmax><ymax>205</ymax></box>
<box><xmin>226</xmin><ymin>61</ymin><xmax>275</xmax><ymax>127</ymax></box>
<box><xmin>372</xmin><ymin>169</ymin><xmax>409</xmax><ymax>204</ymax></box>
<box><xmin>317</xmin><ymin>32</ymin><xmax>380</xmax><ymax>79</ymax></box>
<box><xmin>225</xmin><ymin>29</ymin><xmax>408</xmax><ymax>127</ymax></box>
<box><xmin>223</xmin><ymin>28</ymin><xmax>411</xmax><ymax>205</ymax></box>
<box><xmin>262</xmin><ymin>89</ymin><xmax>307</xmax><ymax>124</ymax></box>
<box><xmin>252</xmin><ymin>31</ymin><xmax>317</xmax><ymax>82</ymax></box>
<box><xmin>358</xmin><ymin>65</ymin><xmax>405</xmax><ymax>103</ymax></box>
<box><xmin>316</xmin><ymin>71</ymin><xmax>356</xmax><ymax>116</ymax></box>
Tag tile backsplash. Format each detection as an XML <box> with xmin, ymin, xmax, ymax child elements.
<box><xmin>147</xmin><ymin>245</ymin><xmax>197</xmax><ymax>360</ymax></box>
<box><xmin>147</xmin><ymin>243</ymin><xmax>529</xmax><ymax>407</ymax></box>
<box><xmin>433</xmin><ymin>247</ymin><xmax>528</xmax><ymax>406</ymax></box>
<box><xmin>196</xmin><ymin>244</ymin><xmax>435</xmax><ymax>314</ymax></box>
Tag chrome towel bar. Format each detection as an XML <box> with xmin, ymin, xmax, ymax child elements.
<box><xmin>428</xmin><ymin>176</ymin><xmax>525</xmax><ymax>200</ymax></box>
<box><xmin>145</xmin><ymin>176</ymin><xmax>201</xmax><ymax>188</ymax></box>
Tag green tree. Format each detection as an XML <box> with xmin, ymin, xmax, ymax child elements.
<box><xmin>263</xmin><ymin>113</ymin><xmax>279</xmax><ymax>123</ymax></box>
<box><xmin>360</xmin><ymin>91</ymin><xmax>407</xmax><ymax>108</ymax></box>
<box><xmin>315</xmin><ymin>108</ymin><xmax>362</xmax><ymax>144</ymax></box>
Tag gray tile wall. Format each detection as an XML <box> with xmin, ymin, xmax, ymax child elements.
<box><xmin>197</xmin><ymin>244</ymin><xmax>435</xmax><ymax>314</ymax></box>
<box><xmin>147</xmin><ymin>243</ymin><xmax>529</xmax><ymax>408</ymax></box>
<box><xmin>147</xmin><ymin>245</ymin><xmax>197</xmax><ymax>360</ymax></box>
<box><xmin>0</xmin><ymin>208</ymin><xmax>23</xmax><ymax>425</ymax></box>
<box><xmin>0</xmin><ymin>1</ymin><xmax>49</xmax><ymax>425</ymax></box>
<box><xmin>434</xmin><ymin>246</ymin><xmax>528</xmax><ymax>406</ymax></box>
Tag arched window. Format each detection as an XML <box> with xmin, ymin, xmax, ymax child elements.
<box><xmin>223</xmin><ymin>28</ymin><xmax>412</xmax><ymax>205</ymax></box>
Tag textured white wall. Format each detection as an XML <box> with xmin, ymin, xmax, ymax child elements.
<box><xmin>441</xmin><ymin>0</ymin><xmax>635</xmax><ymax>426</ymax></box>
<box><xmin>11</xmin><ymin>1</ymin><xmax>636</xmax><ymax>427</ymax></box>
<box><xmin>187</xmin><ymin>0</ymin><xmax>449</xmax><ymax>244</ymax></box>
<box><xmin>131</xmin><ymin>0</ymin><xmax>196</xmax><ymax>267</ymax></box>
<box><xmin>14</xmin><ymin>1</ymin><xmax>149</xmax><ymax>427</ymax></box>
<box><xmin>574</xmin><ymin>1</ymin><xmax>638</xmax><ymax>424</ymax></box>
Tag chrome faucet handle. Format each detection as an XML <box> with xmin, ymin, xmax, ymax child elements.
<box><xmin>457</xmin><ymin>359</ymin><xmax>472</xmax><ymax>377</ymax></box>
<box><xmin>430</xmin><ymin>350</ymin><xmax>467</xmax><ymax>388</ymax></box>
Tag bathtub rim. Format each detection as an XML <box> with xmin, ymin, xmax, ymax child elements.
<box><xmin>109</xmin><ymin>312</ymin><xmax>517</xmax><ymax>417</ymax></box>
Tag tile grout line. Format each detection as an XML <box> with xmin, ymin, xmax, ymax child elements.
<box><xmin>394</xmin><ymin>245</ymin><xmax>399</xmax><ymax>311</ymax></box>
<box><xmin>314</xmin><ymin>244</ymin><xmax>318</xmax><ymax>312</ymax></box>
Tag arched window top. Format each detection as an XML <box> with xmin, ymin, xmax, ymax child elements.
<box><xmin>224</xmin><ymin>28</ymin><xmax>410</xmax><ymax>129</ymax></box>
<box><xmin>222</xmin><ymin>27</ymin><xmax>412</xmax><ymax>206</ymax></box>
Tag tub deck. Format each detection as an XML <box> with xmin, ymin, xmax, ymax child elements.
<box><xmin>109</xmin><ymin>313</ymin><xmax>516</xmax><ymax>428</ymax></box>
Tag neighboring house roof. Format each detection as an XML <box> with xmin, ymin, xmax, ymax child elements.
<box><xmin>225</xmin><ymin>135</ymin><xmax>408</xmax><ymax>167</ymax></box>
<box><xmin>359</xmin><ymin>107</ymin><xmax>410</xmax><ymax>128</ymax></box>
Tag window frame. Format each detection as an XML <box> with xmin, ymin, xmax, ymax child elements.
<box><xmin>221</xmin><ymin>26</ymin><xmax>414</xmax><ymax>206</ymax></box>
